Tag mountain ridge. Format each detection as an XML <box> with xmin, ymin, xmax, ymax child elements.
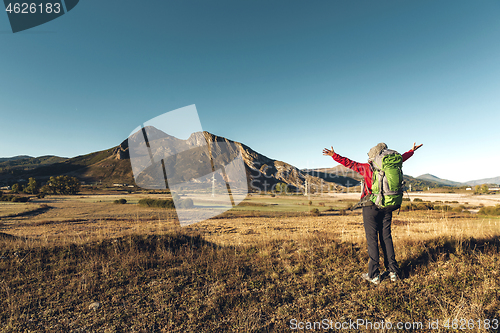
<box><xmin>465</xmin><ymin>176</ymin><xmax>500</xmax><ymax>186</ymax></box>
<box><xmin>0</xmin><ymin>132</ymin><xmax>345</xmax><ymax>192</ymax></box>
<box><xmin>2</xmin><ymin>136</ymin><xmax>498</xmax><ymax>188</ymax></box>
<box><xmin>416</xmin><ymin>173</ymin><xmax>500</xmax><ymax>187</ymax></box>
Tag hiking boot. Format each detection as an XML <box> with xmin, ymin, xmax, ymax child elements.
<box><xmin>361</xmin><ymin>273</ymin><xmax>380</xmax><ymax>285</ymax></box>
<box><xmin>389</xmin><ymin>272</ymin><xmax>399</xmax><ymax>282</ymax></box>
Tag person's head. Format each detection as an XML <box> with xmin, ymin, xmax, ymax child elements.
<box><xmin>367</xmin><ymin>143</ymin><xmax>387</xmax><ymax>162</ymax></box>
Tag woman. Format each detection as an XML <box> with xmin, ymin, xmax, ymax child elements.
<box><xmin>323</xmin><ymin>142</ymin><xmax>422</xmax><ymax>285</ymax></box>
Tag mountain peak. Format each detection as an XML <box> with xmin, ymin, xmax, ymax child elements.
<box><xmin>418</xmin><ymin>173</ymin><xmax>438</xmax><ymax>179</ymax></box>
<box><xmin>416</xmin><ymin>174</ymin><xmax>463</xmax><ymax>186</ymax></box>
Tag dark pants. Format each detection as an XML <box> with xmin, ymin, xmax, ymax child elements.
<box><xmin>362</xmin><ymin>205</ymin><xmax>400</xmax><ymax>278</ymax></box>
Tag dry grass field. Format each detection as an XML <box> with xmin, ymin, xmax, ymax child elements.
<box><xmin>1</xmin><ymin>192</ymin><xmax>500</xmax><ymax>332</ymax></box>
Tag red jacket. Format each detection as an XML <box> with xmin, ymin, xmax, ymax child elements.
<box><xmin>331</xmin><ymin>150</ymin><xmax>414</xmax><ymax>199</ymax></box>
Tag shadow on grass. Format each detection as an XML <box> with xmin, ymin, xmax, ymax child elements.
<box><xmin>0</xmin><ymin>232</ymin><xmax>20</xmax><ymax>240</ymax></box>
<box><xmin>399</xmin><ymin>236</ymin><xmax>500</xmax><ymax>279</ymax></box>
<box><xmin>0</xmin><ymin>204</ymin><xmax>53</xmax><ymax>219</ymax></box>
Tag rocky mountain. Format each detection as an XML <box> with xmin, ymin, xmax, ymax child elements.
<box><xmin>229</xmin><ymin>133</ymin><xmax>344</xmax><ymax>192</ymax></box>
<box><xmin>0</xmin><ymin>131</ymin><xmax>345</xmax><ymax>192</ymax></box>
<box><xmin>126</xmin><ymin>129</ymin><xmax>344</xmax><ymax>192</ymax></box>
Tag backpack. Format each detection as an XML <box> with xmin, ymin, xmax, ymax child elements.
<box><xmin>370</xmin><ymin>149</ymin><xmax>404</xmax><ymax>209</ymax></box>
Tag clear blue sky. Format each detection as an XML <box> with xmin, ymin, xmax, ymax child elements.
<box><xmin>1</xmin><ymin>0</ymin><xmax>499</xmax><ymax>182</ymax></box>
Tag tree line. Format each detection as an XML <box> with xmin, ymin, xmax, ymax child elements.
<box><xmin>474</xmin><ymin>184</ymin><xmax>491</xmax><ymax>194</ymax></box>
<box><xmin>9</xmin><ymin>175</ymin><xmax>81</xmax><ymax>195</ymax></box>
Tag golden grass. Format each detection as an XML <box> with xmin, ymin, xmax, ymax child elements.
<box><xmin>0</xmin><ymin>202</ymin><xmax>37</xmax><ymax>217</ymax></box>
<box><xmin>2</xmin><ymin>193</ymin><xmax>500</xmax><ymax>251</ymax></box>
<box><xmin>1</xmin><ymin>193</ymin><xmax>500</xmax><ymax>332</ymax></box>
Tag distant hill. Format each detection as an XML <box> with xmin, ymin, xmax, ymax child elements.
<box><xmin>0</xmin><ymin>155</ymin><xmax>69</xmax><ymax>184</ymax></box>
<box><xmin>416</xmin><ymin>174</ymin><xmax>500</xmax><ymax>187</ymax></box>
<box><xmin>0</xmin><ymin>155</ymin><xmax>33</xmax><ymax>162</ymax></box>
<box><xmin>403</xmin><ymin>174</ymin><xmax>444</xmax><ymax>190</ymax></box>
<box><xmin>416</xmin><ymin>173</ymin><xmax>464</xmax><ymax>187</ymax></box>
<box><xmin>0</xmin><ymin>148</ymin><xmax>123</xmax><ymax>185</ymax></box>
<box><xmin>465</xmin><ymin>176</ymin><xmax>500</xmax><ymax>186</ymax></box>
<box><xmin>0</xmin><ymin>155</ymin><xmax>67</xmax><ymax>167</ymax></box>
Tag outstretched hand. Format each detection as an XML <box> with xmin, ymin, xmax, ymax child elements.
<box><xmin>323</xmin><ymin>146</ymin><xmax>335</xmax><ymax>157</ymax></box>
<box><xmin>412</xmin><ymin>142</ymin><xmax>423</xmax><ymax>152</ymax></box>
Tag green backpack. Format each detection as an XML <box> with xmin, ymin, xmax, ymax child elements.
<box><xmin>370</xmin><ymin>149</ymin><xmax>404</xmax><ymax>209</ymax></box>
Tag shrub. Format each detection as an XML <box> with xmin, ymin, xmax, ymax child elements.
<box><xmin>40</xmin><ymin>185</ymin><xmax>52</xmax><ymax>195</ymax></box>
<box><xmin>310</xmin><ymin>208</ymin><xmax>320</xmax><ymax>216</ymax></box>
<box><xmin>275</xmin><ymin>183</ymin><xmax>288</xmax><ymax>194</ymax></box>
<box><xmin>452</xmin><ymin>206</ymin><xmax>463</xmax><ymax>213</ymax></box>
<box><xmin>402</xmin><ymin>202</ymin><xmax>433</xmax><ymax>211</ymax></box>
<box><xmin>413</xmin><ymin>198</ymin><xmax>423</xmax><ymax>202</ymax></box>
<box><xmin>478</xmin><ymin>205</ymin><xmax>500</xmax><ymax>216</ymax></box>
<box><xmin>416</xmin><ymin>203</ymin><xmax>433</xmax><ymax>210</ymax></box>
<box><xmin>11</xmin><ymin>196</ymin><xmax>29</xmax><ymax>203</ymax></box>
<box><xmin>114</xmin><ymin>198</ymin><xmax>127</xmax><ymax>204</ymax></box>
<box><xmin>138</xmin><ymin>198</ymin><xmax>175</xmax><ymax>209</ymax></box>
<box><xmin>0</xmin><ymin>194</ymin><xmax>14</xmax><ymax>202</ymax></box>
<box><xmin>179</xmin><ymin>198</ymin><xmax>194</xmax><ymax>209</ymax></box>
<box><xmin>435</xmin><ymin>205</ymin><xmax>452</xmax><ymax>211</ymax></box>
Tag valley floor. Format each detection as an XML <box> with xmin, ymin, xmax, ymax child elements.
<box><xmin>1</xmin><ymin>192</ymin><xmax>499</xmax><ymax>332</ymax></box>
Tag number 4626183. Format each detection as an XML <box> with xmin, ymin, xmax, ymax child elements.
<box><xmin>5</xmin><ymin>3</ymin><xmax>61</xmax><ymax>14</ymax></box>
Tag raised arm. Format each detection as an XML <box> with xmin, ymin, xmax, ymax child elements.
<box><xmin>412</xmin><ymin>142</ymin><xmax>423</xmax><ymax>151</ymax></box>
<box><xmin>323</xmin><ymin>146</ymin><xmax>370</xmax><ymax>176</ymax></box>
<box><xmin>402</xmin><ymin>142</ymin><xmax>423</xmax><ymax>162</ymax></box>
<box><xmin>322</xmin><ymin>146</ymin><xmax>335</xmax><ymax>157</ymax></box>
